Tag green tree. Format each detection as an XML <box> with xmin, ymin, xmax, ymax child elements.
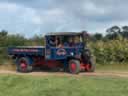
<box><xmin>106</xmin><ymin>25</ymin><xmax>121</xmax><ymax>40</ymax></box>
<box><xmin>122</xmin><ymin>26</ymin><xmax>128</xmax><ymax>38</ymax></box>
<box><xmin>6</xmin><ymin>34</ymin><xmax>26</xmax><ymax>47</ymax></box>
<box><xmin>29</xmin><ymin>35</ymin><xmax>45</xmax><ymax>46</ymax></box>
<box><xmin>93</xmin><ymin>33</ymin><xmax>103</xmax><ymax>41</ymax></box>
<box><xmin>0</xmin><ymin>30</ymin><xmax>8</xmax><ymax>46</ymax></box>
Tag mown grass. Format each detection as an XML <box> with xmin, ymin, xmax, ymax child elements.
<box><xmin>0</xmin><ymin>75</ymin><xmax>128</xmax><ymax>96</ymax></box>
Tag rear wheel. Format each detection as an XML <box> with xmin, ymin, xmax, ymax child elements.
<box><xmin>85</xmin><ymin>58</ymin><xmax>95</xmax><ymax>72</ymax></box>
<box><xmin>69</xmin><ymin>60</ymin><xmax>80</xmax><ymax>74</ymax></box>
<box><xmin>81</xmin><ymin>50</ymin><xmax>95</xmax><ymax>72</ymax></box>
<box><xmin>16</xmin><ymin>57</ymin><xmax>33</xmax><ymax>73</ymax></box>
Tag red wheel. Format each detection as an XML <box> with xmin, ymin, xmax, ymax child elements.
<box><xmin>70</xmin><ymin>63</ymin><xmax>77</xmax><ymax>72</ymax></box>
<box><xmin>69</xmin><ymin>60</ymin><xmax>80</xmax><ymax>74</ymax></box>
<box><xmin>20</xmin><ymin>59</ymin><xmax>28</xmax><ymax>72</ymax></box>
<box><xmin>85</xmin><ymin>59</ymin><xmax>95</xmax><ymax>72</ymax></box>
<box><xmin>86</xmin><ymin>64</ymin><xmax>91</xmax><ymax>71</ymax></box>
<box><xmin>16</xmin><ymin>57</ymin><xmax>33</xmax><ymax>73</ymax></box>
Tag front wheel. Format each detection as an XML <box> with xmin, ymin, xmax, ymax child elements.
<box><xmin>69</xmin><ymin>60</ymin><xmax>80</xmax><ymax>74</ymax></box>
<box><xmin>16</xmin><ymin>57</ymin><xmax>33</xmax><ymax>73</ymax></box>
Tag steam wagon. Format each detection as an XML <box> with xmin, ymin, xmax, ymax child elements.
<box><xmin>8</xmin><ymin>32</ymin><xmax>95</xmax><ymax>74</ymax></box>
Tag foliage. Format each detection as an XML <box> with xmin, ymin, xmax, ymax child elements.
<box><xmin>92</xmin><ymin>33</ymin><xmax>103</xmax><ymax>41</ymax></box>
<box><xmin>86</xmin><ymin>25</ymin><xmax>128</xmax><ymax>64</ymax></box>
<box><xmin>28</xmin><ymin>35</ymin><xmax>45</xmax><ymax>46</ymax></box>
<box><xmin>6</xmin><ymin>34</ymin><xmax>26</xmax><ymax>47</ymax></box>
<box><xmin>89</xmin><ymin>36</ymin><xmax>128</xmax><ymax>64</ymax></box>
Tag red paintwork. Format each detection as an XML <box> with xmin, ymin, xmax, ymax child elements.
<box><xmin>20</xmin><ymin>60</ymin><xmax>27</xmax><ymax>71</ymax></box>
<box><xmin>70</xmin><ymin>63</ymin><xmax>77</xmax><ymax>72</ymax></box>
<box><xmin>85</xmin><ymin>64</ymin><xmax>91</xmax><ymax>71</ymax></box>
<box><xmin>80</xmin><ymin>63</ymin><xmax>86</xmax><ymax>70</ymax></box>
<box><xmin>46</xmin><ymin>60</ymin><xmax>61</xmax><ymax>68</ymax></box>
<box><xmin>80</xmin><ymin>62</ymin><xmax>90</xmax><ymax>71</ymax></box>
<box><xmin>33</xmin><ymin>57</ymin><xmax>90</xmax><ymax>71</ymax></box>
<box><xmin>33</xmin><ymin>57</ymin><xmax>62</xmax><ymax>69</ymax></box>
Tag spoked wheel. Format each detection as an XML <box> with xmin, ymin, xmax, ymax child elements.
<box><xmin>81</xmin><ymin>50</ymin><xmax>95</xmax><ymax>72</ymax></box>
<box><xmin>85</xmin><ymin>59</ymin><xmax>95</xmax><ymax>72</ymax></box>
<box><xmin>16</xmin><ymin>57</ymin><xmax>33</xmax><ymax>73</ymax></box>
<box><xmin>69</xmin><ymin>60</ymin><xmax>80</xmax><ymax>74</ymax></box>
<box><xmin>19</xmin><ymin>59</ymin><xmax>28</xmax><ymax>72</ymax></box>
<box><xmin>70</xmin><ymin>63</ymin><xmax>77</xmax><ymax>72</ymax></box>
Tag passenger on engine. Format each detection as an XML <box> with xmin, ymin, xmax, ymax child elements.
<box><xmin>64</xmin><ymin>37</ymin><xmax>75</xmax><ymax>47</ymax></box>
<box><xmin>55</xmin><ymin>37</ymin><xmax>63</xmax><ymax>48</ymax></box>
<box><xmin>74</xmin><ymin>36</ymin><xmax>83</xmax><ymax>47</ymax></box>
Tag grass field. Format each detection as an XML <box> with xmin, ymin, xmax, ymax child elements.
<box><xmin>0</xmin><ymin>75</ymin><xmax>128</xmax><ymax>96</ymax></box>
<box><xmin>96</xmin><ymin>63</ymin><xmax>128</xmax><ymax>72</ymax></box>
<box><xmin>0</xmin><ymin>64</ymin><xmax>128</xmax><ymax>96</ymax></box>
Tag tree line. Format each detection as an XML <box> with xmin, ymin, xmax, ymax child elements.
<box><xmin>89</xmin><ymin>25</ymin><xmax>128</xmax><ymax>64</ymax></box>
<box><xmin>0</xmin><ymin>30</ymin><xmax>44</xmax><ymax>47</ymax></box>
<box><xmin>91</xmin><ymin>25</ymin><xmax>128</xmax><ymax>41</ymax></box>
<box><xmin>0</xmin><ymin>25</ymin><xmax>128</xmax><ymax>47</ymax></box>
<box><xmin>0</xmin><ymin>25</ymin><xmax>128</xmax><ymax>64</ymax></box>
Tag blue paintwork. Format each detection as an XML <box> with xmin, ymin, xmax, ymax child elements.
<box><xmin>8</xmin><ymin>34</ymin><xmax>84</xmax><ymax>68</ymax></box>
<box><xmin>45</xmin><ymin>36</ymin><xmax>84</xmax><ymax>61</ymax></box>
<box><xmin>8</xmin><ymin>46</ymin><xmax>45</xmax><ymax>56</ymax></box>
<box><xmin>46</xmin><ymin>47</ymin><xmax>83</xmax><ymax>60</ymax></box>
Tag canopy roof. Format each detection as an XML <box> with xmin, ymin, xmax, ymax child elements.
<box><xmin>45</xmin><ymin>32</ymin><xmax>83</xmax><ymax>36</ymax></box>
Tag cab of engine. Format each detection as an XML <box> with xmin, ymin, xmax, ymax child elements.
<box><xmin>45</xmin><ymin>32</ymin><xmax>86</xmax><ymax>60</ymax></box>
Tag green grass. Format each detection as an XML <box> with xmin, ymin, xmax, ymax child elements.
<box><xmin>96</xmin><ymin>63</ymin><xmax>128</xmax><ymax>72</ymax></box>
<box><xmin>0</xmin><ymin>75</ymin><xmax>128</xmax><ymax>96</ymax></box>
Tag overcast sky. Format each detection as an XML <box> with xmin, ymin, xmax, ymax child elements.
<box><xmin>0</xmin><ymin>0</ymin><xmax>127</xmax><ymax>37</ymax></box>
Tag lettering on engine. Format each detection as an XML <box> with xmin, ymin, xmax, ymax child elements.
<box><xmin>13</xmin><ymin>49</ymin><xmax>38</xmax><ymax>52</ymax></box>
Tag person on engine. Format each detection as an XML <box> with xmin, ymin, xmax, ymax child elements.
<box><xmin>64</xmin><ymin>37</ymin><xmax>75</xmax><ymax>47</ymax></box>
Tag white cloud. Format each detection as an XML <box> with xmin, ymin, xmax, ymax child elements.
<box><xmin>0</xmin><ymin>2</ymin><xmax>43</xmax><ymax>37</ymax></box>
<box><xmin>43</xmin><ymin>8</ymin><xmax>64</xmax><ymax>16</ymax></box>
<box><xmin>83</xmin><ymin>1</ymin><xmax>108</xmax><ymax>15</ymax></box>
<box><xmin>40</xmin><ymin>8</ymin><xmax>65</xmax><ymax>24</ymax></box>
<box><xmin>0</xmin><ymin>2</ymin><xmax>18</xmax><ymax>12</ymax></box>
<box><xmin>21</xmin><ymin>7</ymin><xmax>43</xmax><ymax>25</ymax></box>
<box><xmin>0</xmin><ymin>0</ymin><xmax>128</xmax><ymax>37</ymax></box>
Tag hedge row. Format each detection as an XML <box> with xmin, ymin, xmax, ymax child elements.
<box><xmin>89</xmin><ymin>37</ymin><xmax>128</xmax><ymax>64</ymax></box>
<box><xmin>0</xmin><ymin>47</ymin><xmax>9</xmax><ymax>64</ymax></box>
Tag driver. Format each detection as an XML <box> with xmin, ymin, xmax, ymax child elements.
<box><xmin>49</xmin><ymin>36</ymin><xmax>56</xmax><ymax>47</ymax></box>
<box><xmin>49</xmin><ymin>36</ymin><xmax>63</xmax><ymax>48</ymax></box>
<box><xmin>74</xmin><ymin>36</ymin><xmax>83</xmax><ymax>47</ymax></box>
